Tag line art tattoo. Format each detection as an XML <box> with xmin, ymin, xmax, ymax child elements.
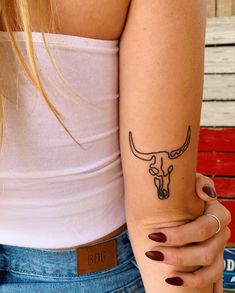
<box><xmin>128</xmin><ymin>126</ymin><xmax>191</xmax><ymax>200</ymax></box>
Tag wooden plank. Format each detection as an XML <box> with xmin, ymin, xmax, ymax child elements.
<box><xmin>219</xmin><ymin>200</ymin><xmax>235</xmax><ymax>244</ymax></box>
<box><xmin>203</xmin><ymin>74</ymin><xmax>235</xmax><ymax>100</ymax></box>
<box><xmin>197</xmin><ymin>153</ymin><xmax>235</xmax><ymax>176</ymax></box>
<box><xmin>200</xmin><ymin>101</ymin><xmax>235</xmax><ymax>126</ymax></box>
<box><xmin>207</xmin><ymin>0</ymin><xmax>216</xmax><ymax>17</ymax></box>
<box><xmin>205</xmin><ymin>16</ymin><xmax>235</xmax><ymax>45</ymax></box>
<box><xmin>198</xmin><ymin>128</ymin><xmax>235</xmax><ymax>151</ymax></box>
<box><xmin>205</xmin><ymin>47</ymin><xmax>235</xmax><ymax>73</ymax></box>
<box><xmin>214</xmin><ymin>177</ymin><xmax>235</xmax><ymax>197</ymax></box>
<box><xmin>217</xmin><ymin>0</ymin><xmax>233</xmax><ymax>16</ymax></box>
<box><xmin>215</xmin><ymin>178</ymin><xmax>235</xmax><ymax>197</ymax></box>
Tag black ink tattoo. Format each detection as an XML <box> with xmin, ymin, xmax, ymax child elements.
<box><xmin>128</xmin><ymin>126</ymin><xmax>191</xmax><ymax>200</ymax></box>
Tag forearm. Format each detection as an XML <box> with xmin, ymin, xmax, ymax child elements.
<box><xmin>123</xmin><ymin>125</ymin><xmax>212</xmax><ymax>293</ymax></box>
<box><xmin>124</xmin><ymin>122</ymin><xmax>205</xmax><ymax>223</ymax></box>
<box><xmin>119</xmin><ymin>1</ymin><xmax>210</xmax><ymax>292</ymax></box>
<box><xmin>124</xmin><ymin>133</ymin><xmax>209</xmax><ymax>293</ymax></box>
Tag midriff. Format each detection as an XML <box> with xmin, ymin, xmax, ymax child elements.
<box><xmin>47</xmin><ymin>223</ymin><xmax>127</xmax><ymax>250</ymax></box>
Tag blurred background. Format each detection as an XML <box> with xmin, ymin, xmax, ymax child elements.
<box><xmin>196</xmin><ymin>0</ymin><xmax>235</xmax><ymax>291</ymax></box>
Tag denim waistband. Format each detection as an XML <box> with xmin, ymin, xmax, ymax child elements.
<box><xmin>0</xmin><ymin>229</ymin><xmax>132</xmax><ymax>278</ymax></box>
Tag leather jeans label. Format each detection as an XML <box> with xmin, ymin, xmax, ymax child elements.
<box><xmin>77</xmin><ymin>239</ymin><xmax>117</xmax><ymax>274</ymax></box>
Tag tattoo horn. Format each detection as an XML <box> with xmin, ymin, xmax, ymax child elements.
<box><xmin>168</xmin><ymin>126</ymin><xmax>191</xmax><ymax>159</ymax></box>
<box><xmin>128</xmin><ymin>132</ymin><xmax>155</xmax><ymax>161</ymax></box>
<box><xmin>128</xmin><ymin>125</ymin><xmax>191</xmax><ymax>160</ymax></box>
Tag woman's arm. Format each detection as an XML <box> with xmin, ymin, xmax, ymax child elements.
<box><xmin>148</xmin><ymin>173</ymin><xmax>231</xmax><ymax>291</ymax></box>
<box><xmin>119</xmin><ymin>1</ymin><xmax>209</xmax><ymax>292</ymax></box>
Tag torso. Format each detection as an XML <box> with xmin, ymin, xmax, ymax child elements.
<box><xmin>0</xmin><ymin>0</ymin><xmax>130</xmax><ymax>248</ymax></box>
<box><xmin>0</xmin><ymin>0</ymin><xmax>131</xmax><ymax>40</ymax></box>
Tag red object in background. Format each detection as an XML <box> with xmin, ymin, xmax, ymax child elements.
<box><xmin>214</xmin><ymin>178</ymin><xmax>235</xmax><ymax>198</ymax></box>
<box><xmin>220</xmin><ymin>200</ymin><xmax>235</xmax><ymax>245</ymax></box>
<box><xmin>197</xmin><ymin>127</ymin><xmax>235</xmax><ymax>245</ymax></box>
<box><xmin>197</xmin><ymin>152</ymin><xmax>235</xmax><ymax>176</ymax></box>
<box><xmin>198</xmin><ymin>128</ymin><xmax>235</xmax><ymax>152</ymax></box>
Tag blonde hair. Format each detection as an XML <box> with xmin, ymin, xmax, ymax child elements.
<box><xmin>0</xmin><ymin>0</ymin><xmax>94</xmax><ymax>151</ymax></box>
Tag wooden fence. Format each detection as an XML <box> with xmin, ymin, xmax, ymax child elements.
<box><xmin>197</xmin><ymin>4</ymin><xmax>235</xmax><ymax>291</ymax></box>
<box><xmin>207</xmin><ymin>0</ymin><xmax>235</xmax><ymax>16</ymax></box>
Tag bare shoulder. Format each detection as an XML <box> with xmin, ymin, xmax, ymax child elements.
<box><xmin>0</xmin><ymin>0</ymin><xmax>131</xmax><ymax>40</ymax></box>
<box><xmin>53</xmin><ymin>0</ymin><xmax>132</xmax><ymax>39</ymax></box>
<box><xmin>121</xmin><ymin>0</ymin><xmax>207</xmax><ymax>36</ymax></box>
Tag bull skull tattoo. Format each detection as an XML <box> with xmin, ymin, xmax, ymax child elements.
<box><xmin>128</xmin><ymin>126</ymin><xmax>191</xmax><ymax>200</ymax></box>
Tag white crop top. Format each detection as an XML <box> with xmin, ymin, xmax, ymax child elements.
<box><xmin>0</xmin><ymin>31</ymin><xmax>126</xmax><ymax>248</ymax></box>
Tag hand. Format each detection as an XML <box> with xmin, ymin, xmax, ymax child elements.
<box><xmin>146</xmin><ymin>173</ymin><xmax>231</xmax><ymax>291</ymax></box>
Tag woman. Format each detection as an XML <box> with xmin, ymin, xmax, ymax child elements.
<box><xmin>0</xmin><ymin>1</ymin><xmax>231</xmax><ymax>292</ymax></box>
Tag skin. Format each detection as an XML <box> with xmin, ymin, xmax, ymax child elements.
<box><xmin>129</xmin><ymin>125</ymin><xmax>191</xmax><ymax>199</ymax></box>
<box><xmin>0</xmin><ymin>1</ymin><xmax>231</xmax><ymax>291</ymax></box>
<box><xmin>151</xmin><ymin>173</ymin><xmax>231</xmax><ymax>292</ymax></box>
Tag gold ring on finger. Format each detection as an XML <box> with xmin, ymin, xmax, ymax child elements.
<box><xmin>205</xmin><ymin>213</ymin><xmax>221</xmax><ymax>234</ymax></box>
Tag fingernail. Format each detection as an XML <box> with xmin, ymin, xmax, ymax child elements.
<box><xmin>145</xmin><ymin>251</ymin><xmax>164</xmax><ymax>261</ymax></box>
<box><xmin>148</xmin><ymin>232</ymin><xmax>167</xmax><ymax>242</ymax></box>
<box><xmin>165</xmin><ymin>277</ymin><xmax>183</xmax><ymax>286</ymax></box>
<box><xmin>202</xmin><ymin>185</ymin><xmax>217</xmax><ymax>198</ymax></box>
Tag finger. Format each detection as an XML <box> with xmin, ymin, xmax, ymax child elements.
<box><xmin>195</xmin><ymin>172</ymin><xmax>217</xmax><ymax>201</ymax></box>
<box><xmin>165</xmin><ymin>252</ymin><xmax>224</xmax><ymax>289</ymax></box>
<box><xmin>148</xmin><ymin>201</ymin><xmax>231</xmax><ymax>246</ymax></box>
<box><xmin>214</xmin><ymin>278</ymin><xmax>223</xmax><ymax>293</ymax></box>
<box><xmin>148</xmin><ymin>227</ymin><xmax>230</xmax><ymax>266</ymax></box>
<box><xmin>206</xmin><ymin>200</ymin><xmax>232</xmax><ymax>227</ymax></box>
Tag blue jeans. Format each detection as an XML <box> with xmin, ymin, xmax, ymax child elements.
<box><xmin>0</xmin><ymin>229</ymin><xmax>145</xmax><ymax>292</ymax></box>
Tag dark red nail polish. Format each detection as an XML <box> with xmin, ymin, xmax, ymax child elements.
<box><xmin>165</xmin><ymin>277</ymin><xmax>183</xmax><ymax>286</ymax></box>
<box><xmin>202</xmin><ymin>185</ymin><xmax>217</xmax><ymax>198</ymax></box>
<box><xmin>148</xmin><ymin>232</ymin><xmax>167</xmax><ymax>242</ymax></box>
<box><xmin>145</xmin><ymin>251</ymin><xmax>164</xmax><ymax>261</ymax></box>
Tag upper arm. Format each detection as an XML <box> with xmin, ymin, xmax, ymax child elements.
<box><xmin>119</xmin><ymin>0</ymin><xmax>207</xmax><ymax>226</ymax></box>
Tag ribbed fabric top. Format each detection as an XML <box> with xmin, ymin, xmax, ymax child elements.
<box><xmin>0</xmin><ymin>31</ymin><xmax>126</xmax><ymax>248</ymax></box>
